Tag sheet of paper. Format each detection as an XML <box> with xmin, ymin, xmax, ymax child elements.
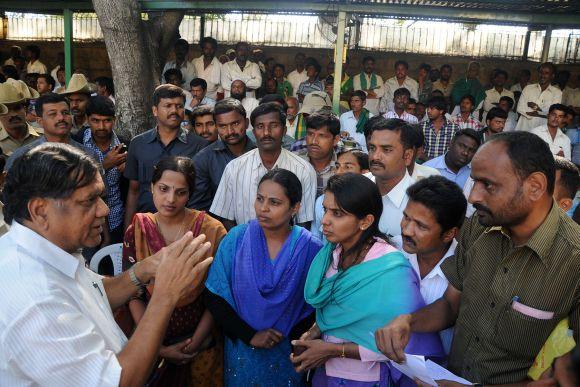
<box><xmin>389</xmin><ymin>354</ymin><xmax>438</xmax><ymax>386</ymax></box>
<box><xmin>425</xmin><ymin>360</ymin><xmax>472</xmax><ymax>385</ymax></box>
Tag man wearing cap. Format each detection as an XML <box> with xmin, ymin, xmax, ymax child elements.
<box><xmin>5</xmin><ymin>78</ymin><xmax>42</xmax><ymax>132</ymax></box>
<box><xmin>292</xmin><ymin>91</ymin><xmax>333</xmax><ymax>143</ymax></box>
<box><xmin>221</xmin><ymin>42</ymin><xmax>262</xmax><ymax>99</ymax></box>
<box><xmin>0</xmin><ymin>84</ymin><xmax>41</xmax><ymax>157</ymax></box>
<box><xmin>6</xmin><ymin>93</ymin><xmax>95</xmax><ymax>171</ymax></box>
<box><xmin>60</xmin><ymin>73</ymin><xmax>92</xmax><ymax>142</ymax></box>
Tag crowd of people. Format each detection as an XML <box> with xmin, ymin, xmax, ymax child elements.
<box><xmin>0</xmin><ymin>37</ymin><xmax>579</xmax><ymax>387</ymax></box>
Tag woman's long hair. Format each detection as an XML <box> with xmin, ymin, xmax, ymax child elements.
<box><xmin>325</xmin><ymin>173</ymin><xmax>387</xmax><ymax>266</ymax></box>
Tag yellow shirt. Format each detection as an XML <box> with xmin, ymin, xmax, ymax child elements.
<box><xmin>0</xmin><ymin>123</ymin><xmax>41</xmax><ymax>156</ymax></box>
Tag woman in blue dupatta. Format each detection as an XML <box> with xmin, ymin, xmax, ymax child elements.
<box><xmin>290</xmin><ymin>173</ymin><xmax>444</xmax><ymax>386</ymax></box>
<box><xmin>205</xmin><ymin>169</ymin><xmax>323</xmax><ymax>386</ymax></box>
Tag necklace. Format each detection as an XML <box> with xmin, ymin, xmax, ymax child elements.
<box><xmin>156</xmin><ymin>213</ymin><xmax>186</xmax><ymax>244</ymax></box>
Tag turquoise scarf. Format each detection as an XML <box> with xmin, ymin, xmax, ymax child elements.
<box><xmin>304</xmin><ymin>242</ymin><xmax>444</xmax><ymax>356</ymax></box>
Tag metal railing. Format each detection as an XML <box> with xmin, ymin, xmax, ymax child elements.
<box><xmin>4</xmin><ymin>12</ymin><xmax>579</xmax><ymax>63</ymax></box>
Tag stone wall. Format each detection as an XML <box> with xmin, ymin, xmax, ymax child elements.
<box><xmin>1</xmin><ymin>39</ymin><xmax>578</xmax><ymax>86</ymax></box>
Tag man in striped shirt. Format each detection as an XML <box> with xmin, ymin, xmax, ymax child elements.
<box><xmin>392</xmin><ymin>176</ymin><xmax>467</xmax><ymax>355</ymax></box>
<box><xmin>210</xmin><ymin>102</ymin><xmax>317</xmax><ymax>230</ymax></box>
<box><xmin>376</xmin><ymin>131</ymin><xmax>580</xmax><ymax>385</ymax></box>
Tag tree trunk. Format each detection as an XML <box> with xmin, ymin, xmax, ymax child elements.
<box><xmin>92</xmin><ymin>0</ymin><xmax>184</xmax><ymax>139</ymax></box>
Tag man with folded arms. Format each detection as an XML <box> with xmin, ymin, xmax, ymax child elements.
<box><xmin>375</xmin><ymin>132</ymin><xmax>580</xmax><ymax>386</ymax></box>
<box><xmin>0</xmin><ymin>143</ymin><xmax>212</xmax><ymax>386</ymax></box>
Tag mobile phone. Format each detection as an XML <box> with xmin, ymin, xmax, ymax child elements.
<box><xmin>118</xmin><ymin>144</ymin><xmax>127</xmax><ymax>153</ymax></box>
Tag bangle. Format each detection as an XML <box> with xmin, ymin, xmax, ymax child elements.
<box><xmin>341</xmin><ymin>343</ymin><xmax>346</xmax><ymax>358</ymax></box>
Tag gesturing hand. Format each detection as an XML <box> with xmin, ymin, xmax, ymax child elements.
<box><xmin>250</xmin><ymin>329</ymin><xmax>284</xmax><ymax>349</ymax></box>
<box><xmin>374</xmin><ymin>313</ymin><xmax>412</xmax><ymax>363</ymax></box>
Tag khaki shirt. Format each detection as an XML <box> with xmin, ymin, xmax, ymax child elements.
<box><xmin>442</xmin><ymin>203</ymin><xmax>580</xmax><ymax>384</ymax></box>
<box><xmin>0</xmin><ymin>124</ymin><xmax>41</xmax><ymax>156</ymax></box>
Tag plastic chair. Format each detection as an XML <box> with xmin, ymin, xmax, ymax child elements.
<box><xmin>89</xmin><ymin>243</ymin><xmax>124</xmax><ymax>276</ymax></box>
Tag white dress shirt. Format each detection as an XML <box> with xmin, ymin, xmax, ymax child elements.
<box><xmin>210</xmin><ymin>148</ymin><xmax>317</xmax><ymax>224</ymax></box>
<box><xmin>562</xmin><ymin>86</ymin><xmax>579</xmax><ymax>108</ymax></box>
<box><xmin>516</xmin><ymin>83</ymin><xmax>562</xmax><ymax>131</ymax></box>
<box><xmin>482</xmin><ymin>87</ymin><xmax>515</xmax><ymax>116</ymax></box>
<box><xmin>287</xmin><ymin>69</ymin><xmax>309</xmax><ymax>98</ymax></box>
<box><xmin>365</xmin><ymin>171</ymin><xmax>415</xmax><ymax>237</ymax></box>
<box><xmin>192</xmin><ymin>55</ymin><xmax>222</xmax><ymax>100</ymax></box>
<box><xmin>392</xmin><ymin>235</ymin><xmax>457</xmax><ymax>354</ymax></box>
<box><xmin>383</xmin><ymin>110</ymin><xmax>419</xmax><ymax>124</ymax></box>
<box><xmin>162</xmin><ymin>59</ymin><xmax>197</xmax><ymax>88</ymax></box>
<box><xmin>379</xmin><ymin>76</ymin><xmax>419</xmax><ymax>114</ymax></box>
<box><xmin>221</xmin><ymin>59</ymin><xmax>262</xmax><ymax>98</ymax></box>
<box><xmin>504</xmin><ymin>111</ymin><xmax>518</xmax><ymax>132</ymax></box>
<box><xmin>463</xmin><ymin>177</ymin><xmax>476</xmax><ymax>218</ymax></box>
<box><xmin>530</xmin><ymin>124</ymin><xmax>571</xmax><ymax>160</ymax></box>
<box><xmin>50</xmin><ymin>65</ymin><xmax>61</xmax><ymax>85</ymax></box>
<box><xmin>339</xmin><ymin>110</ymin><xmax>374</xmax><ymax>152</ymax></box>
<box><xmin>411</xmin><ymin>162</ymin><xmax>441</xmax><ymax>181</ymax></box>
<box><xmin>241</xmin><ymin>97</ymin><xmax>260</xmax><ymax>122</ymax></box>
<box><xmin>26</xmin><ymin>59</ymin><xmax>47</xmax><ymax>74</ymax></box>
<box><xmin>353</xmin><ymin>73</ymin><xmax>385</xmax><ymax>115</ymax></box>
<box><xmin>0</xmin><ymin>222</ymin><xmax>127</xmax><ymax>387</ymax></box>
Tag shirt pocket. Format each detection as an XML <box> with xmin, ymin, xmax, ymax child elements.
<box><xmin>494</xmin><ymin>302</ymin><xmax>557</xmax><ymax>358</ymax></box>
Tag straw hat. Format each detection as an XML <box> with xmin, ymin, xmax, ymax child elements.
<box><xmin>298</xmin><ymin>91</ymin><xmax>332</xmax><ymax>115</ymax></box>
<box><xmin>5</xmin><ymin>78</ymin><xmax>40</xmax><ymax>100</ymax></box>
<box><xmin>0</xmin><ymin>103</ymin><xmax>7</xmax><ymax>115</ymax></box>
<box><xmin>0</xmin><ymin>82</ymin><xmax>26</xmax><ymax>106</ymax></box>
<box><xmin>60</xmin><ymin>73</ymin><xmax>92</xmax><ymax>95</ymax></box>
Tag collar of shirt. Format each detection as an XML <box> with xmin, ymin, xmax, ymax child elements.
<box><xmin>432</xmin><ymin>153</ymin><xmax>471</xmax><ymax>175</ymax></box>
<box><xmin>82</xmin><ymin>128</ymin><xmax>120</xmax><ymax>151</ymax></box>
<box><xmin>386</xmin><ymin>171</ymin><xmax>413</xmax><ymax>208</ymax></box>
<box><xmin>484</xmin><ymin>201</ymin><xmax>560</xmax><ymax>266</ymax></box>
<box><xmin>453</xmin><ymin>112</ymin><xmax>477</xmax><ymax>122</ymax></box>
<box><xmin>537</xmin><ymin>125</ymin><xmax>569</xmax><ymax>142</ymax></box>
<box><xmin>250</xmin><ymin>147</ymin><xmax>287</xmax><ymax>171</ymax></box>
<box><xmin>211</xmin><ymin>137</ymin><xmax>254</xmax><ymax>153</ymax></box>
<box><xmin>9</xmin><ymin>221</ymin><xmax>80</xmax><ymax>278</ymax></box>
<box><xmin>0</xmin><ymin>123</ymin><xmax>39</xmax><ymax>141</ymax></box>
<box><xmin>228</xmin><ymin>59</ymin><xmax>254</xmax><ymax>72</ymax></box>
<box><xmin>409</xmin><ymin>239</ymin><xmax>458</xmax><ymax>281</ymax></box>
<box><xmin>194</xmin><ymin>55</ymin><xmax>220</xmax><ymax>67</ymax></box>
<box><xmin>145</xmin><ymin>126</ymin><xmax>188</xmax><ymax>144</ymax></box>
<box><xmin>301</xmin><ymin>151</ymin><xmax>337</xmax><ymax>173</ymax></box>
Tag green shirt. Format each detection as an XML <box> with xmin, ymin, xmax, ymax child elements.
<box><xmin>276</xmin><ymin>79</ymin><xmax>293</xmax><ymax>98</ymax></box>
<box><xmin>442</xmin><ymin>202</ymin><xmax>580</xmax><ymax>384</ymax></box>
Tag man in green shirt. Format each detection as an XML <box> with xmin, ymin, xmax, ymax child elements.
<box><xmin>376</xmin><ymin>131</ymin><xmax>580</xmax><ymax>385</ymax></box>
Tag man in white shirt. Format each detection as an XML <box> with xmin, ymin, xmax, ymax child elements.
<box><xmin>210</xmin><ymin>102</ymin><xmax>317</xmax><ymax>229</ymax></box>
<box><xmin>482</xmin><ymin>69</ymin><xmax>514</xmax><ymax>122</ymax></box>
<box><xmin>3</xmin><ymin>45</ymin><xmax>21</xmax><ymax>67</ymax></box>
<box><xmin>352</xmin><ymin>56</ymin><xmax>384</xmax><ymax>115</ymax></box>
<box><xmin>383</xmin><ymin>87</ymin><xmax>419</xmax><ymax>124</ymax></box>
<box><xmin>516</xmin><ymin>62</ymin><xmax>562</xmax><ymax>131</ymax></box>
<box><xmin>192</xmin><ymin>37</ymin><xmax>222</xmax><ymax>100</ymax></box>
<box><xmin>24</xmin><ymin>45</ymin><xmax>47</xmax><ymax>75</ymax></box>
<box><xmin>498</xmin><ymin>96</ymin><xmax>518</xmax><ymax>131</ymax></box>
<box><xmin>285</xmin><ymin>96</ymin><xmax>300</xmax><ymax>138</ymax></box>
<box><xmin>287</xmin><ymin>52</ymin><xmax>308</xmax><ymax>99</ymax></box>
<box><xmin>392</xmin><ymin>175</ymin><xmax>467</xmax><ymax>354</ymax></box>
<box><xmin>50</xmin><ymin>52</ymin><xmax>65</xmax><ymax>86</ymax></box>
<box><xmin>161</xmin><ymin>39</ymin><xmax>197</xmax><ymax>88</ymax></box>
<box><xmin>530</xmin><ymin>103</ymin><xmax>572</xmax><ymax>160</ymax></box>
<box><xmin>510</xmin><ymin>69</ymin><xmax>531</xmax><ymax>94</ymax></box>
<box><xmin>365</xmin><ymin>116</ymin><xmax>416</xmax><ymax>237</ymax></box>
<box><xmin>221</xmin><ymin>42</ymin><xmax>262</xmax><ymax>99</ymax></box>
<box><xmin>230</xmin><ymin>80</ymin><xmax>259</xmax><ymax>121</ymax></box>
<box><xmin>0</xmin><ymin>142</ymin><xmax>212</xmax><ymax>386</ymax></box>
<box><xmin>340</xmin><ymin>91</ymin><xmax>374</xmax><ymax>152</ymax></box>
<box><xmin>379</xmin><ymin>60</ymin><xmax>419</xmax><ymax>114</ymax></box>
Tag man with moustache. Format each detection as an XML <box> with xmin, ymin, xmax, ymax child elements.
<box><xmin>210</xmin><ymin>102</ymin><xmax>316</xmax><ymax>230</ymax></box>
<box><xmin>364</xmin><ymin>116</ymin><xmax>416</xmax><ymax>237</ymax></box>
<box><xmin>353</xmin><ymin>56</ymin><xmax>385</xmax><ymax>115</ymax></box>
<box><xmin>0</xmin><ymin>82</ymin><xmax>40</xmax><ymax>157</ymax></box>
<box><xmin>221</xmin><ymin>41</ymin><xmax>262</xmax><ymax>99</ymax></box>
<box><xmin>230</xmin><ymin>80</ymin><xmax>259</xmax><ymax>120</ymax></box>
<box><xmin>81</xmin><ymin>96</ymin><xmax>127</xmax><ymax>243</ymax></box>
<box><xmin>516</xmin><ymin>62</ymin><xmax>562</xmax><ymax>131</ymax></box>
<box><xmin>391</xmin><ymin>176</ymin><xmax>467</xmax><ymax>354</ymax></box>
<box><xmin>123</xmin><ymin>84</ymin><xmax>207</xmax><ymax>229</ymax></box>
<box><xmin>375</xmin><ymin>132</ymin><xmax>580</xmax><ymax>386</ymax></box>
<box><xmin>6</xmin><ymin>92</ymin><xmax>93</xmax><ymax>171</ymax></box>
<box><xmin>60</xmin><ymin>73</ymin><xmax>92</xmax><ymax>141</ymax></box>
<box><xmin>190</xmin><ymin>99</ymin><xmax>255</xmax><ymax>211</ymax></box>
<box><xmin>192</xmin><ymin>37</ymin><xmax>222</xmax><ymax>100</ymax></box>
<box><xmin>188</xmin><ymin>105</ymin><xmax>218</xmax><ymax>144</ymax></box>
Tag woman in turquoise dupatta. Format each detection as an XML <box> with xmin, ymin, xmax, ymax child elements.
<box><xmin>290</xmin><ymin>174</ymin><xmax>443</xmax><ymax>386</ymax></box>
<box><xmin>205</xmin><ymin>169</ymin><xmax>323</xmax><ymax>386</ymax></box>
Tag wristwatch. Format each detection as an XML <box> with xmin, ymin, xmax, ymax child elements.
<box><xmin>128</xmin><ymin>263</ymin><xmax>145</xmax><ymax>295</ymax></box>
